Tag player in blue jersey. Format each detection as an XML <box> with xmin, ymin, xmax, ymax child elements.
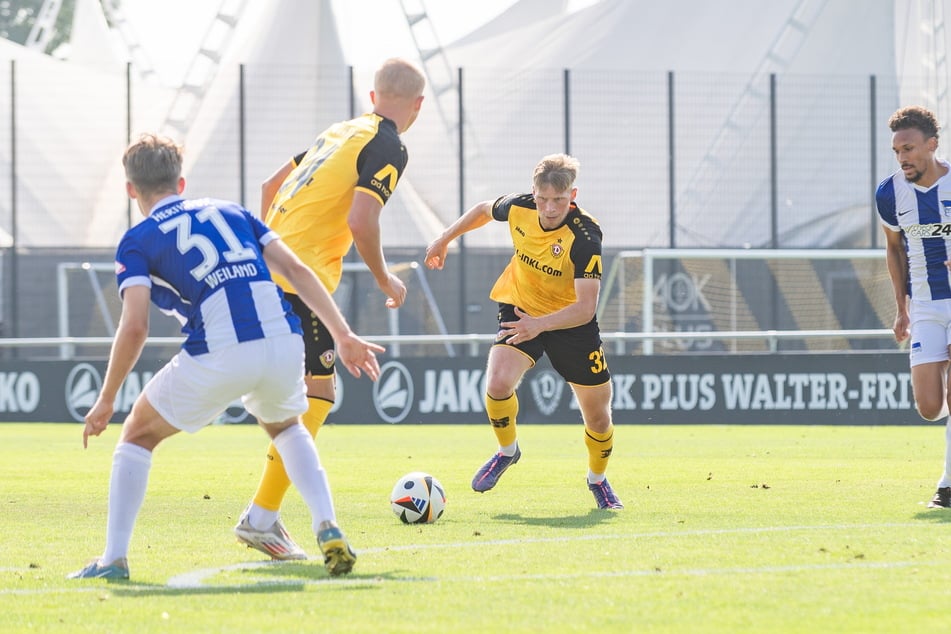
<box><xmin>68</xmin><ymin>133</ymin><xmax>384</xmax><ymax>580</ymax></box>
<box><xmin>877</xmin><ymin>105</ymin><xmax>951</xmax><ymax>509</ymax></box>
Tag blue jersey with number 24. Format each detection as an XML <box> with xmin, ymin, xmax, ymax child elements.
<box><xmin>114</xmin><ymin>196</ymin><xmax>302</xmax><ymax>355</ymax></box>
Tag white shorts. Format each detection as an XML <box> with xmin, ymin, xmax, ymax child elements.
<box><xmin>909</xmin><ymin>298</ymin><xmax>951</xmax><ymax>367</ymax></box>
<box><xmin>143</xmin><ymin>334</ymin><xmax>308</xmax><ymax>433</ymax></box>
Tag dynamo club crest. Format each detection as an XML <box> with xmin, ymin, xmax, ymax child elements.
<box><xmin>530</xmin><ymin>370</ymin><xmax>564</xmax><ymax>416</ymax></box>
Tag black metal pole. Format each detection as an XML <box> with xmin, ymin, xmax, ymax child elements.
<box><xmin>769</xmin><ymin>73</ymin><xmax>778</xmax><ymax>248</ymax></box>
<box><xmin>870</xmin><ymin>74</ymin><xmax>878</xmax><ymax>248</ymax></box>
<box><xmin>668</xmin><ymin>70</ymin><xmax>675</xmax><ymax>248</ymax></box>
<box><xmin>9</xmin><ymin>60</ymin><xmax>16</xmax><ymax>340</ymax></box>
<box><xmin>346</xmin><ymin>66</ymin><xmax>360</xmax><ymax>325</ymax></box>
<box><xmin>769</xmin><ymin>73</ymin><xmax>779</xmax><ymax>335</ymax></box>
<box><xmin>348</xmin><ymin>65</ymin><xmax>356</xmax><ymax>119</ymax></box>
<box><xmin>238</xmin><ymin>64</ymin><xmax>246</xmax><ymax>207</ymax></box>
<box><xmin>564</xmin><ymin>68</ymin><xmax>570</xmax><ymax>155</ymax></box>
<box><xmin>458</xmin><ymin>67</ymin><xmax>466</xmax><ymax>334</ymax></box>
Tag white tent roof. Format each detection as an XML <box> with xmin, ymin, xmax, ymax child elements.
<box><xmin>5</xmin><ymin>0</ymin><xmax>949</xmax><ymax>249</ymax></box>
<box><xmin>446</xmin><ymin>0</ymin><xmax>892</xmax><ymax>74</ymax></box>
<box><xmin>398</xmin><ymin>0</ymin><xmax>901</xmax><ymax>248</ymax></box>
<box><xmin>0</xmin><ymin>35</ymin><xmax>155</xmax><ymax>248</ymax></box>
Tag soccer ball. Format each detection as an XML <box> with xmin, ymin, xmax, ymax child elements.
<box><xmin>390</xmin><ymin>471</ymin><xmax>446</xmax><ymax>524</ymax></box>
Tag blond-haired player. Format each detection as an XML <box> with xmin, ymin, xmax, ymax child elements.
<box><xmin>425</xmin><ymin>154</ymin><xmax>622</xmax><ymax>510</ymax></box>
<box><xmin>235</xmin><ymin>58</ymin><xmax>426</xmax><ymax>559</ymax></box>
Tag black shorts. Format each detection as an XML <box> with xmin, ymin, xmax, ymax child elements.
<box><xmin>495</xmin><ymin>303</ymin><xmax>610</xmax><ymax>387</ymax></box>
<box><xmin>285</xmin><ymin>293</ymin><xmax>336</xmax><ymax>377</ymax></box>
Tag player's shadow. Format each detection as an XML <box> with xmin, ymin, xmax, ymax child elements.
<box><xmin>111</xmin><ymin>562</ymin><xmax>400</xmax><ymax>597</ymax></box>
<box><xmin>492</xmin><ymin>508</ymin><xmax>618</xmax><ymax>528</ymax></box>
<box><xmin>912</xmin><ymin>510</ymin><xmax>951</xmax><ymax>523</ymax></box>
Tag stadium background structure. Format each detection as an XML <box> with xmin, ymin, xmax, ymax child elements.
<box><xmin>0</xmin><ymin>0</ymin><xmax>944</xmax><ymax>347</ymax></box>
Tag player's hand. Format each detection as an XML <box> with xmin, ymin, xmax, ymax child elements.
<box><xmin>892</xmin><ymin>311</ymin><xmax>910</xmax><ymax>343</ymax></box>
<box><xmin>83</xmin><ymin>396</ymin><xmax>114</xmax><ymax>448</ymax></box>
<box><xmin>424</xmin><ymin>238</ymin><xmax>449</xmax><ymax>270</ymax></box>
<box><xmin>336</xmin><ymin>333</ymin><xmax>385</xmax><ymax>380</ymax></box>
<box><xmin>380</xmin><ymin>273</ymin><xmax>407</xmax><ymax>309</ymax></box>
<box><xmin>499</xmin><ymin>307</ymin><xmax>543</xmax><ymax>345</ymax></box>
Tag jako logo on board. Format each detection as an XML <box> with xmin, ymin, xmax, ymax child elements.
<box><xmin>65</xmin><ymin>363</ymin><xmax>102</xmax><ymax>422</ymax></box>
<box><xmin>373</xmin><ymin>361</ymin><xmax>414</xmax><ymax>423</ymax></box>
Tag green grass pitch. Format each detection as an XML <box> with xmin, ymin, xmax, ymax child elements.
<box><xmin>2</xmin><ymin>422</ymin><xmax>951</xmax><ymax>633</ymax></box>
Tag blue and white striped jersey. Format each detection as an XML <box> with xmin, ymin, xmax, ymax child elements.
<box><xmin>115</xmin><ymin>195</ymin><xmax>302</xmax><ymax>355</ymax></box>
<box><xmin>876</xmin><ymin>161</ymin><xmax>951</xmax><ymax>301</ymax></box>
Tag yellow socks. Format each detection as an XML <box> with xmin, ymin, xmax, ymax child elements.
<box><xmin>485</xmin><ymin>392</ymin><xmax>519</xmax><ymax>448</ymax></box>
<box><xmin>584</xmin><ymin>424</ymin><xmax>614</xmax><ymax>476</ymax></box>
<box><xmin>252</xmin><ymin>397</ymin><xmax>332</xmax><ymax>511</ymax></box>
<box><xmin>300</xmin><ymin>398</ymin><xmax>332</xmax><ymax>436</ymax></box>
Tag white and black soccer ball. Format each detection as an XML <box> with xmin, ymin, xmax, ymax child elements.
<box><xmin>390</xmin><ymin>471</ymin><xmax>446</xmax><ymax>524</ymax></box>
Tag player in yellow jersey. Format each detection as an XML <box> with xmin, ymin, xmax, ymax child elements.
<box><xmin>235</xmin><ymin>58</ymin><xmax>426</xmax><ymax>559</ymax></box>
<box><xmin>424</xmin><ymin>154</ymin><xmax>622</xmax><ymax>510</ymax></box>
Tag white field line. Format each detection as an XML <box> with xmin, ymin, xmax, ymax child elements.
<box><xmin>0</xmin><ymin>522</ymin><xmax>939</xmax><ymax>594</ymax></box>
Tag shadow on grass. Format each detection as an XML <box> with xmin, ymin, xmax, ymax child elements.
<box><xmin>492</xmin><ymin>508</ymin><xmax>618</xmax><ymax>528</ymax></box>
<box><xmin>912</xmin><ymin>509</ymin><xmax>951</xmax><ymax>523</ymax></box>
<box><xmin>109</xmin><ymin>561</ymin><xmax>402</xmax><ymax>596</ymax></box>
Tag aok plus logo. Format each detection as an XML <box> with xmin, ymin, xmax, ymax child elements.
<box><xmin>373</xmin><ymin>361</ymin><xmax>414</xmax><ymax>423</ymax></box>
<box><xmin>65</xmin><ymin>363</ymin><xmax>102</xmax><ymax>422</ymax></box>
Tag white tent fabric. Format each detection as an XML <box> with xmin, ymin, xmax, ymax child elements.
<box><xmin>893</xmin><ymin>0</ymin><xmax>951</xmax><ymax>126</ymax></box>
<box><xmin>4</xmin><ymin>0</ymin><xmax>951</xmax><ymax>249</ymax></box>
<box><xmin>446</xmin><ymin>0</ymin><xmax>891</xmax><ymax>74</ymax></box>
<box><xmin>178</xmin><ymin>0</ymin><xmax>443</xmax><ymax>247</ymax></box>
<box><xmin>0</xmin><ymin>36</ymin><xmax>147</xmax><ymax>248</ymax></box>
<box><xmin>71</xmin><ymin>0</ymin><xmax>175</xmax><ymax>248</ymax></box>
<box><xmin>182</xmin><ymin>0</ymin><xmax>347</xmax><ymax>197</ymax></box>
<box><xmin>7</xmin><ymin>0</ymin><xmax>444</xmax><ymax>249</ymax></box>
<box><xmin>65</xmin><ymin>0</ymin><xmax>125</xmax><ymax>72</ymax></box>
<box><xmin>405</xmin><ymin>0</ymin><xmax>901</xmax><ymax>248</ymax></box>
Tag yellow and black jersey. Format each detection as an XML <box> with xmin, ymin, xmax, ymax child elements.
<box><xmin>264</xmin><ymin>113</ymin><xmax>407</xmax><ymax>293</ymax></box>
<box><xmin>489</xmin><ymin>193</ymin><xmax>603</xmax><ymax>316</ymax></box>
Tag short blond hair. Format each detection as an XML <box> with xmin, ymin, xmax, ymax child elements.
<box><xmin>123</xmin><ymin>133</ymin><xmax>183</xmax><ymax>195</ymax></box>
<box><xmin>374</xmin><ymin>58</ymin><xmax>426</xmax><ymax>100</ymax></box>
<box><xmin>533</xmin><ymin>153</ymin><xmax>580</xmax><ymax>191</ymax></box>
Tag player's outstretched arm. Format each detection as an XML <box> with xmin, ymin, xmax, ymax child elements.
<box><xmin>263</xmin><ymin>238</ymin><xmax>384</xmax><ymax>380</ymax></box>
<box><xmin>424</xmin><ymin>200</ymin><xmax>494</xmax><ymax>270</ymax></box>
